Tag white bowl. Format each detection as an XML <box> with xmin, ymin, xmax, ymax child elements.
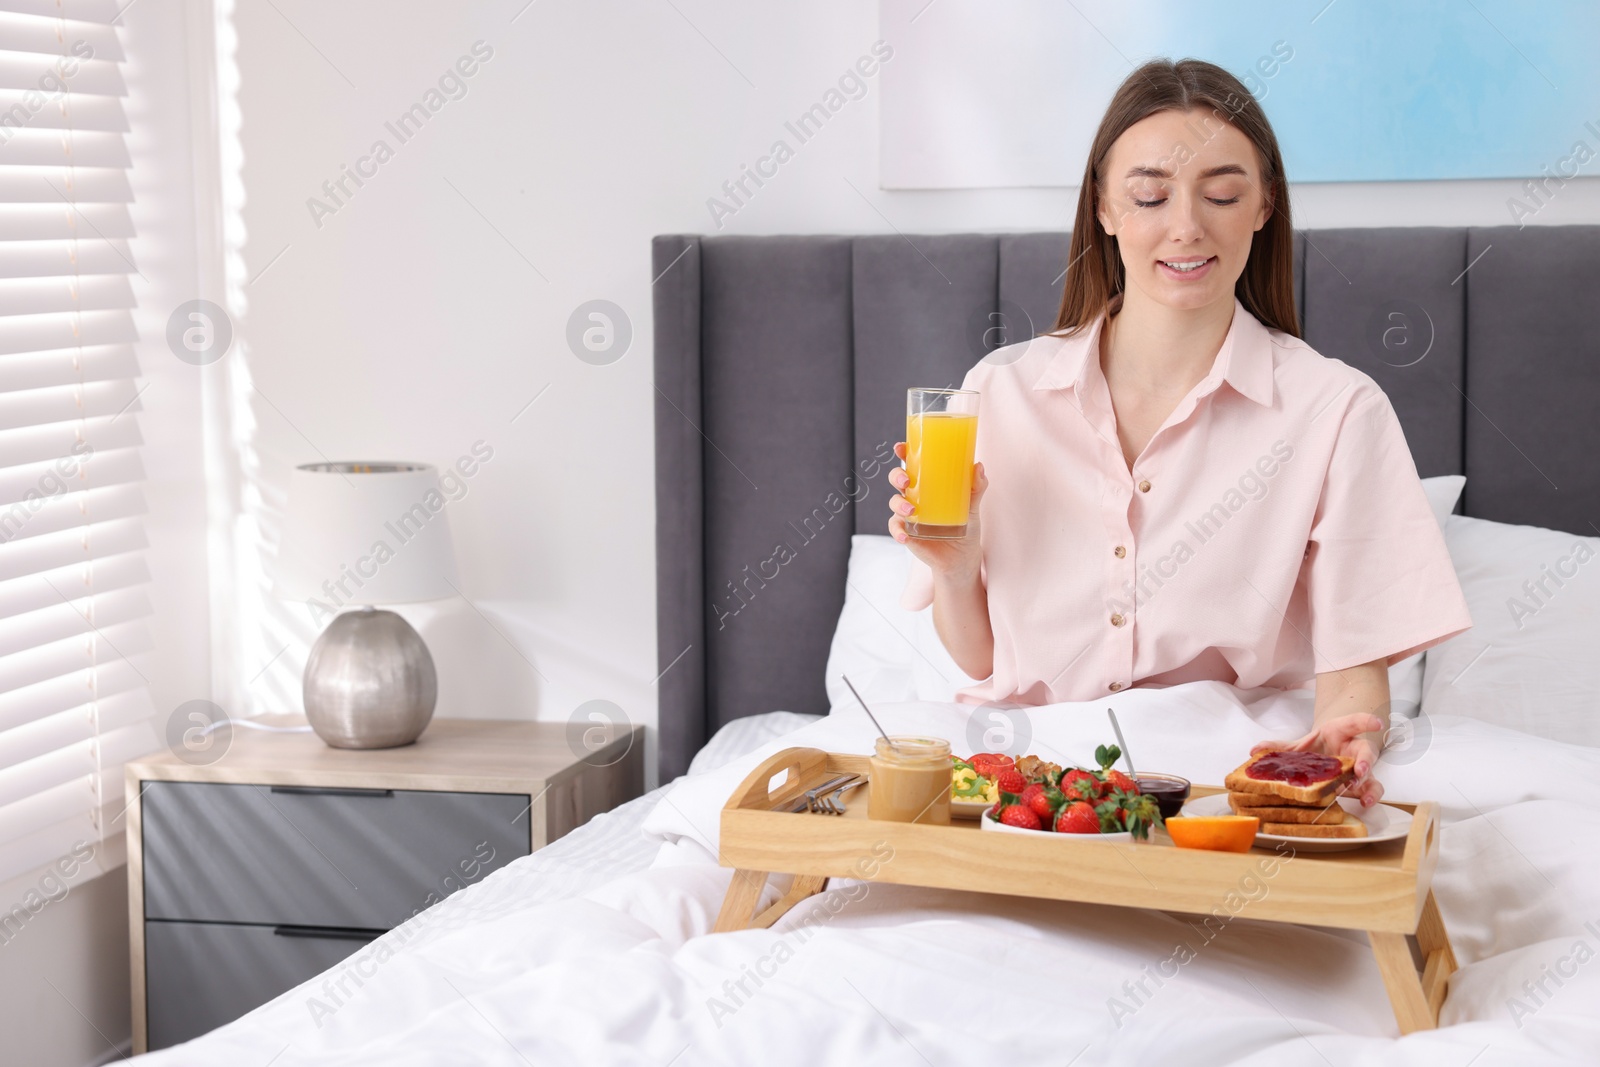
<box><xmin>980</xmin><ymin>802</ymin><xmax>1132</xmax><ymax>841</ymax></box>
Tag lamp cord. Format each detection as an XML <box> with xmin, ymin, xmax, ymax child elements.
<box><xmin>197</xmin><ymin>718</ymin><xmax>316</xmax><ymax>736</ymax></box>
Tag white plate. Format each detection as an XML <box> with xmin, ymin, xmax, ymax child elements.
<box><xmin>951</xmin><ymin>797</ymin><xmax>993</xmax><ymax>819</ymax></box>
<box><xmin>979</xmin><ymin>802</ymin><xmax>1132</xmax><ymax>841</ymax></box>
<box><xmin>1179</xmin><ymin>793</ymin><xmax>1412</xmax><ymax>853</ymax></box>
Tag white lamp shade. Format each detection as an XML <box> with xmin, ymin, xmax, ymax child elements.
<box><xmin>272</xmin><ymin>462</ymin><xmax>460</xmax><ymax>606</ymax></box>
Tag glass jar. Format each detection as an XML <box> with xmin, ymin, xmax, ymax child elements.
<box><xmin>868</xmin><ymin>735</ymin><xmax>952</xmax><ymax>824</ymax></box>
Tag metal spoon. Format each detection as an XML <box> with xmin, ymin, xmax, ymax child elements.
<box><xmin>1108</xmin><ymin>707</ymin><xmax>1136</xmax><ymax>778</ymax></box>
<box><xmin>842</xmin><ymin>675</ymin><xmax>900</xmax><ymax>754</ymax></box>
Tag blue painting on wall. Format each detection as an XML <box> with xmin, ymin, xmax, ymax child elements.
<box><xmin>1166</xmin><ymin>0</ymin><xmax>1598</xmax><ymax>183</ymax></box>
<box><xmin>879</xmin><ymin>0</ymin><xmax>1600</xmax><ymax>192</ymax></box>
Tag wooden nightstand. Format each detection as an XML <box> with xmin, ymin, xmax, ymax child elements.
<box><xmin>124</xmin><ymin>715</ymin><xmax>643</xmax><ymax>1054</ymax></box>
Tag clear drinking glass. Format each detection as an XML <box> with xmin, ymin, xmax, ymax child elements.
<box><xmin>905</xmin><ymin>388</ymin><xmax>980</xmax><ymax>540</ymax></box>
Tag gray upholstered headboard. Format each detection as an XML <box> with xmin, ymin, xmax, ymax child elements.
<box><xmin>652</xmin><ymin>226</ymin><xmax>1600</xmax><ymax>778</ymax></box>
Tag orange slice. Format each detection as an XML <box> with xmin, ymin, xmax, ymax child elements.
<box><xmin>1166</xmin><ymin>815</ymin><xmax>1258</xmax><ymax>852</ymax></box>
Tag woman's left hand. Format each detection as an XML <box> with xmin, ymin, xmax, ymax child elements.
<box><xmin>1250</xmin><ymin>712</ymin><xmax>1385</xmax><ymax>808</ymax></box>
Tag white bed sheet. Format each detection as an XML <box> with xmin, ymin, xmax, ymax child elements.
<box><xmin>134</xmin><ymin>683</ymin><xmax>1600</xmax><ymax>1066</ymax></box>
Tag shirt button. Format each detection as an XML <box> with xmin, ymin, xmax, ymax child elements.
<box><xmin>1110</xmin><ymin>613</ymin><xmax>1125</xmax><ymax>627</ymax></box>
<box><xmin>1138</xmin><ymin>479</ymin><xmax>1152</xmax><ymax>493</ymax></box>
<box><xmin>1108</xmin><ymin>681</ymin><xmax>1124</xmax><ymax>692</ymax></box>
<box><xmin>1114</xmin><ymin>545</ymin><xmax>1126</xmax><ymax>558</ymax></box>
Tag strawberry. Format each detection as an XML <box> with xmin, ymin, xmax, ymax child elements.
<box><xmin>1054</xmin><ymin>801</ymin><xmax>1100</xmax><ymax>834</ymax></box>
<box><xmin>1094</xmin><ymin>797</ymin><xmax>1128</xmax><ymax>833</ymax></box>
<box><xmin>1106</xmin><ymin>770</ymin><xmax>1140</xmax><ymax>795</ymax></box>
<box><xmin>995</xmin><ymin>769</ymin><xmax>1027</xmax><ymax>794</ymax></box>
<box><xmin>1061</xmin><ymin>769</ymin><xmax>1100</xmax><ymax>802</ymax></box>
<box><xmin>998</xmin><ymin>804</ymin><xmax>1042</xmax><ymax>831</ymax></box>
<box><xmin>1117</xmin><ymin>794</ymin><xmax>1164</xmax><ymax>840</ymax></box>
<box><xmin>1026</xmin><ymin>785</ymin><xmax>1062</xmax><ymax>821</ymax></box>
<box><xmin>1018</xmin><ymin>781</ymin><xmax>1045</xmax><ymax>805</ymax></box>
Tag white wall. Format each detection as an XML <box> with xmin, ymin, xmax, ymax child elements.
<box><xmin>0</xmin><ymin>868</ymin><xmax>129</xmax><ymax>1067</ymax></box>
<box><xmin>226</xmin><ymin>0</ymin><xmax>1600</xmax><ymax>784</ymax></box>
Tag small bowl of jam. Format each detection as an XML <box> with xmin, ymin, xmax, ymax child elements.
<box><xmin>1133</xmin><ymin>773</ymin><xmax>1191</xmax><ymax>820</ymax></box>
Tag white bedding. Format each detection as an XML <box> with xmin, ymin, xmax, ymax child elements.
<box><xmin>133</xmin><ymin>682</ymin><xmax>1600</xmax><ymax>1066</ymax></box>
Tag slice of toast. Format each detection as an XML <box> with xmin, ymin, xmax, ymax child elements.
<box><xmin>1260</xmin><ymin>817</ymin><xmax>1368</xmax><ymax>839</ymax></box>
<box><xmin>1224</xmin><ymin>751</ymin><xmax>1354</xmax><ymax>805</ymax></box>
<box><xmin>1226</xmin><ymin>790</ymin><xmax>1330</xmax><ymax>809</ymax></box>
<box><xmin>1226</xmin><ymin>795</ymin><xmax>1342</xmax><ymax>823</ymax></box>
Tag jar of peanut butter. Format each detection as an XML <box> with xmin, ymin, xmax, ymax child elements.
<box><xmin>868</xmin><ymin>735</ymin><xmax>952</xmax><ymax>824</ymax></box>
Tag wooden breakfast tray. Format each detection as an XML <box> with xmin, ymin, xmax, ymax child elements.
<box><xmin>715</xmin><ymin>748</ymin><xmax>1456</xmax><ymax>1035</ymax></box>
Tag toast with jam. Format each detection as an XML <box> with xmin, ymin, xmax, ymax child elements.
<box><xmin>1224</xmin><ymin>750</ymin><xmax>1354</xmax><ymax>806</ymax></box>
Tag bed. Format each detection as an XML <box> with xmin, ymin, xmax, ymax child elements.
<box><xmin>134</xmin><ymin>227</ymin><xmax>1600</xmax><ymax>1065</ymax></box>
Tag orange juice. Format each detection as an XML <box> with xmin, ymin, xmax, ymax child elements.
<box><xmin>906</xmin><ymin>411</ymin><xmax>978</xmax><ymax>536</ymax></box>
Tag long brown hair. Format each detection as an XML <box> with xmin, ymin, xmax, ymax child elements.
<box><xmin>1053</xmin><ymin>58</ymin><xmax>1298</xmax><ymax>338</ymax></box>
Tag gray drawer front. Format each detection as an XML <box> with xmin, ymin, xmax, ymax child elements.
<box><xmin>142</xmin><ymin>782</ymin><xmax>529</xmax><ymax>928</ymax></box>
<box><xmin>145</xmin><ymin>919</ymin><xmax>378</xmax><ymax>1051</ymax></box>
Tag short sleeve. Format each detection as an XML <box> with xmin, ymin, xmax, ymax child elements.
<box><xmin>1303</xmin><ymin>389</ymin><xmax>1473</xmax><ymax>673</ymax></box>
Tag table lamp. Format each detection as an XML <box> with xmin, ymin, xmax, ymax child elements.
<box><xmin>271</xmin><ymin>461</ymin><xmax>459</xmax><ymax>748</ymax></box>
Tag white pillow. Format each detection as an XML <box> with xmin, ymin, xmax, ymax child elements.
<box><xmin>1420</xmin><ymin>514</ymin><xmax>1599</xmax><ymax>746</ymax></box>
<box><xmin>686</xmin><ymin>711</ymin><xmax>822</xmax><ymax>776</ymax></box>
<box><xmin>1421</xmin><ymin>474</ymin><xmax>1466</xmax><ymax>526</ymax></box>
<box><xmin>823</xmin><ymin>535</ymin><xmax>978</xmax><ymax>709</ymax></box>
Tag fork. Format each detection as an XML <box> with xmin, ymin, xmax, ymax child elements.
<box><xmin>782</xmin><ymin>773</ymin><xmax>857</xmax><ymax>814</ymax></box>
<box><xmin>817</xmin><ymin>777</ymin><xmax>865</xmax><ymax>815</ymax></box>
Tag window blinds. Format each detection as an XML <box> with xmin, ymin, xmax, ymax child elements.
<box><xmin>0</xmin><ymin>0</ymin><xmax>153</xmax><ymax>887</ymax></box>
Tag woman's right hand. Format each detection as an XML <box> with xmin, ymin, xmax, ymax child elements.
<box><xmin>886</xmin><ymin>441</ymin><xmax>988</xmax><ymax>580</ymax></box>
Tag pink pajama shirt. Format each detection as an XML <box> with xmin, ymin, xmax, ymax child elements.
<box><xmin>902</xmin><ymin>298</ymin><xmax>1472</xmax><ymax>705</ymax></box>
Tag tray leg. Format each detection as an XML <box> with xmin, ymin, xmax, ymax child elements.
<box><xmin>714</xmin><ymin>871</ymin><xmax>830</xmax><ymax>933</ymax></box>
<box><xmin>750</xmin><ymin>874</ymin><xmax>829</xmax><ymax>931</ymax></box>
<box><xmin>1370</xmin><ymin>892</ymin><xmax>1456</xmax><ymax>1035</ymax></box>
<box><xmin>714</xmin><ymin>869</ymin><xmax>771</xmax><ymax>933</ymax></box>
<box><xmin>1370</xmin><ymin>933</ymin><xmax>1433</xmax><ymax>1034</ymax></box>
<box><xmin>1415</xmin><ymin>890</ymin><xmax>1458</xmax><ymax>1020</ymax></box>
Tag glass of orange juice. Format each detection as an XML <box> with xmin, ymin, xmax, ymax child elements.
<box><xmin>905</xmin><ymin>387</ymin><xmax>979</xmax><ymax>539</ymax></box>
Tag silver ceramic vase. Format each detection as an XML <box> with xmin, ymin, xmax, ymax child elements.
<box><xmin>303</xmin><ymin>608</ymin><xmax>437</xmax><ymax>749</ymax></box>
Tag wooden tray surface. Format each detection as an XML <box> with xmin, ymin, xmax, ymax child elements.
<box><xmin>718</xmin><ymin>748</ymin><xmax>1440</xmax><ymax>935</ymax></box>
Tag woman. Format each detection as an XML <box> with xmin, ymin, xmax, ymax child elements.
<box><xmin>886</xmin><ymin>59</ymin><xmax>1471</xmax><ymax>808</ymax></box>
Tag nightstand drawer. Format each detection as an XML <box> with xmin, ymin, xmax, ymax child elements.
<box><xmin>145</xmin><ymin>919</ymin><xmax>381</xmax><ymax>1050</ymax></box>
<box><xmin>142</xmin><ymin>781</ymin><xmax>530</xmax><ymax>929</ymax></box>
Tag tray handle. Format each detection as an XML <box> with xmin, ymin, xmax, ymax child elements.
<box><xmin>1401</xmin><ymin>801</ymin><xmax>1439</xmax><ymax>874</ymax></box>
<box><xmin>723</xmin><ymin>747</ymin><xmax>831</xmax><ymax>811</ymax></box>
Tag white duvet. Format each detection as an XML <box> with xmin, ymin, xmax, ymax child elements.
<box><xmin>135</xmin><ymin>682</ymin><xmax>1600</xmax><ymax>1066</ymax></box>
